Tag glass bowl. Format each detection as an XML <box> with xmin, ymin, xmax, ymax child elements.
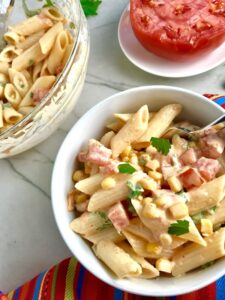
<box><xmin>0</xmin><ymin>0</ymin><xmax>89</xmax><ymax>158</ymax></box>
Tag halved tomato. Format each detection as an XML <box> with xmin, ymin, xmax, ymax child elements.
<box><xmin>130</xmin><ymin>0</ymin><xmax>225</xmax><ymax>60</ymax></box>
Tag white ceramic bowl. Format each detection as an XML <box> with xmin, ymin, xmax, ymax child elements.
<box><xmin>51</xmin><ymin>86</ymin><xmax>225</xmax><ymax>297</ymax></box>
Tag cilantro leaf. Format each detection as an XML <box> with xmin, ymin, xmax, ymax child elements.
<box><xmin>150</xmin><ymin>137</ymin><xmax>171</xmax><ymax>155</ymax></box>
<box><xmin>168</xmin><ymin>220</ymin><xmax>189</xmax><ymax>236</ymax></box>
<box><xmin>127</xmin><ymin>181</ymin><xmax>144</xmax><ymax>199</ymax></box>
<box><xmin>80</xmin><ymin>0</ymin><xmax>102</xmax><ymax>16</ymax></box>
<box><xmin>43</xmin><ymin>0</ymin><xmax>55</xmax><ymax>7</ymax></box>
<box><xmin>118</xmin><ymin>163</ymin><xmax>136</xmax><ymax>174</ymax></box>
<box><xmin>22</xmin><ymin>0</ymin><xmax>41</xmax><ymax>17</ymax></box>
<box><xmin>95</xmin><ymin>211</ymin><xmax>112</xmax><ymax>231</ymax></box>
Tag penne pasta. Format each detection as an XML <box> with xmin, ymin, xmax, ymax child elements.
<box><xmin>84</xmin><ymin>226</ymin><xmax>125</xmax><ymax>244</ymax></box>
<box><xmin>136</xmin><ymin>104</ymin><xmax>182</xmax><ymax>144</ymax></box>
<box><xmin>4</xmin><ymin>83</ymin><xmax>21</xmax><ymax>108</ymax></box>
<box><xmin>8</xmin><ymin>69</ymin><xmax>29</xmax><ymax>97</ymax></box>
<box><xmin>111</xmin><ymin>105</ymin><xmax>149</xmax><ymax>158</ymax></box>
<box><xmin>0</xmin><ymin>73</ymin><xmax>9</xmax><ymax>98</ymax></box>
<box><xmin>119</xmin><ymin>241</ymin><xmax>159</xmax><ymax>278</ymax></box>
<box><xmin>41</xmin><ymin>7</ymin><xmax>65</xmax><ymax>22</ymax></box>
<box><xmin>206</xmin><ymin>198</ymin><xmax>225</xmax><ymax>226</ymax></box>
<box><xmin>3</xmin><ymin>105</ymin><xmax>23</xmax><ymax>124</ymax></box>
<box><xmin>21</xmin><ymin>70</ymin><xmax>33</xmax><ymax>87</ymax></box>
<box><xmin>0</xmin><ymin>62</ymin><xmax>9</xmax><ymax>75</ymax></box>
<box><xmin>39</xmin><ymin>22</ymin><xmax>64</xmax><ymax>55</ymax></box>
<box><xmin>0</xmin><ymin>102</ymin><xmax>3</xmax><ymax>128</ymax></box>
<box><xmin>9</xmin><ymin>15</ymin><xmax>53</xmax><ymax>36</ymax></box>
<box><xmin>100</xmin><ymin>131</ymin><xmax>116</xmax><ymax>148</ymax></box>
<box><xmin>0</xmin><ymin>46</ymin><xmax>22</xmax><ymax>63</ymax></box>
<box><xmin>32</xmin><ymin>62</ymin><xmax>43</xmax><ymax>83</ymax></box>
<box><xmin>61</xmin><ymin>43</ymin><xmax>73</xmax><ymax>68</ymax></box>
<box><xmin>172</xmin><ymin>228</ymin><xmax>225</xmax><ymax>276</ymax></box>
<box><xmin>18</xmin><ymin>106</ymin><xmax>34</xmax><ymax>116</ymax></box>
<box><xmin>47</xmin><ymin>30</ymin><xmax>69</xmax><ymax>74</ymax></box>
<box><xmin>187</xmin><ymin>175</ymin><xmax>225</xmax><ymax>215</ymax></box>
<box><xmin>93</xmin><ymin>240</ymin><xmax>142</xmax><ymax>278</ymax></box>
<box><xmin>12</xmin><ymin>43</ymin><xmax>48</xmax><ymax>71</ymax></box>
<box><xmin>17</xmin><ymin>31</ymin><xmax>45</xmax><ymax>50</ymax></box>
<box><xmin>4</xmin><ymin>31</ymin><xmax>21</xmax><ymax>45</ymax></box>
<box><xmin>19</xmin><ymin>75</ymin><xmax>56</xmax><ymax>107</ymax></box>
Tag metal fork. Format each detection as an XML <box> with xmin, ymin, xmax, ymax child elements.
<box><xmin>0</xmin><ymin>0</ymin><xmax>15</xmax><ymax>50</ymax></box>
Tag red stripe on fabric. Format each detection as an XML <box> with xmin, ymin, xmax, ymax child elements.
<box><xmin>81</xmin><ymin>269</ymin><xmax>114</xmax><ymax>300</ymax></box>
<box><xmin>44</xmin><ymin>266</ymin><xmax>55</xmax><ymax>300</ymax></box>
<box><xmin>221</xmin><ymin>104</ymin><xmax>225</xmax><ymax>109</ymax></box>
<box><xmin>39</xmin><ymin>266</ymin><xmax>54</xmax><ymax>300</ymax></box>
<box><xmin>177</xmin><ymin>282</ymin><xmax>216</xmax><ymax>300</ymax></box>
<box><xmin>18</xmin><ymin>282</ymin><xmax>29</xmax><ymax>300</ymax></box>
<box><xmin>54</xmin><ymin>258</ymin><xmax>70</xmax><ymax>300</ymax></box>
<box><xmin>21</xmin><ymin>275</ymin><xmax>38</xmax><ymax>300</ymax></box>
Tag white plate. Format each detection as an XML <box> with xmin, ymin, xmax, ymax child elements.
<box><xmin>118</xmin><ymin>5</ymin><xmax>225</xmax><ymax>78</ymax></box>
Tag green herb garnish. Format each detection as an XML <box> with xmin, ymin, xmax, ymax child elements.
<box><xmin>175</xmin><ymin>190</ymin><xmax>189</xmax><ymax>202</ymax></box>
<box><xmin>191</xmin><ymin>212</ymin><xmax>204</xmax><ymax>225</ymax></box>
<box><xmin>192</xmin><ymin>206</ymin><xmax>217</xmax><ymax>224</ymax></box>
<box><xmin>0</xmin><ymin>82</ymin><xmax>6</xmax><ymax>88</ymax></box>
<box><xmin>168</xmin><ymin>220</ymin><xmax>189</xmax><ymax>236</ymax></box>
<box><xmin>69</xmin><ymin>22</ymin><xmax>76</xmax><ymax>29</ymax></box>
<box><xmin>43</xmin><ymin>0</ymin><xmax>55</xmax><ymax>7</ymax></box>
<box><xmin>127</xmin><ymin>181</ymin><xmax>144</xmax><ymax>199</ymax></box>
<box><xmin>28</xmin><ymin>59</ymin><xmax>34</xmax><ymax>66</ymax></box>
<box><xmin>118</xmin><ymin>163</ymin><xmax>136</xmax><ymax>174</ymax></box>
<box><xmin>80</xmin><ymin>0</ymin><xmax>102</xmax><ymax>16</ymax></box>
<box><xmin>150</xmin><ymin>137</ymin><xmax>171</xmax><ymax>155</ymax></box>
<box><xmin>22</xmin><ymin>0</ymin><xmax>41</xmax><ymax>17</ymax></box>
<box><xmin>95</xmin><ymin>211</ymin><xmax>112</xmax><ymax>231</ymax></box>
<box><xmin>30</xmin><ymin>92</ymin><xmax>34</xmax><ymax>98</ymax></box>
<box><xmin>3</xmin><ymin>103</ymin><xmax>11</xmax><ymax>109</ymax></box>
<box><xmin>201</xmin><ymin>261</ymin><xmax>214</xmax><ymax>270</ymax></box>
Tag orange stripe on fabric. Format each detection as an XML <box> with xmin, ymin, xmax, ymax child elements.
<box><xmin>123</xmin><ymin>292</ymin><xmax>129</xmax><ymax>300</ymax></box>
<box><xmin>54</xmin><ymin>258</ymin><xmax>70</xmax><ymax>300</ymax></box>
<box><xmin>18</xmin><ymin>281</ymin><xmax>29</xmax><ymax>300</ymax></box>
<box><xmin>24</xmin><ymin>276</ymin><xmax>38</xmax><ymax>300</ymax></box>
<box><xmin>81</xmin><ymin>268</ymin><xmax>114</xmax><ymax>300</ymax></box>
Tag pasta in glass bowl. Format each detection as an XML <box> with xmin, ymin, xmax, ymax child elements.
<box><xmin>52</xmin><ymin>86</ymin><xmax>225</xmax><ymax>297</ymax></box>
<box><xmin>0</xmin><ymin>0</ymin><xmax>89</xmax><ymax>158</ymax></box>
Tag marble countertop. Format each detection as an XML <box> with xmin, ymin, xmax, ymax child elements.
<box><xmin>1</xmin><ymin>0</ymin><xmax>225</xmax><ymax>293</ymax></box>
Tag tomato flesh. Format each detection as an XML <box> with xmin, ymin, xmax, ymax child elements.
<box><xmin>130</xmin><ymin>0</ymin><xmax>225</xmax><ymax>60</ymax></box>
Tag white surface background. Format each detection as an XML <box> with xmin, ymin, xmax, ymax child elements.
<box><xmin>1</xmin><ymin>0</ymin><xmax>225</xmax><ymax>293</ymax></box>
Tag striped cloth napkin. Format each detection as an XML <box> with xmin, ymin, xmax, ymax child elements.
<box><xmin>1</xmin><ymin>94</ymin><xmax>225</xmax><ymax>300</ymax></box>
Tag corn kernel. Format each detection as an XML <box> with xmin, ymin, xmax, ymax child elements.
<box><xmin>138</xmin><ymin>153</ymin><xmax>150</xmax><ymax>166</ymax></box>
<box><xmin>84</xmin><ymin>163</ymin><xmax>92</xmax><ymax>174</ymax></box>
<box><xmin>121</xmin><ymin>145</ymin><xmax>132</xmax><ymax>157</ymax></box>
<box><xmin>156</xmin><ymin>258</ymin><xmax>172</xmax><ymax>273</ymax></box>
<box><xmin>169</xmin><ymin>202</ymin><xmax>189</xmax><ymax>219</ymax></box>
<box><xmin>122</xmin><ymin>156</ymin><xmax>129</xmax><ymax>162</ymax></box>
<box><xmin>139</xmin><ymin>178</ymin><xmax>158</xmax><ymax>191</ymax></box>
<box><xmin>138</xmin><ymin>195</ymin><xmax>144</xmax><ymax>201</ymax></box>
<box><xmin>201</xmin><ymin>219</ymin><xmax>213</xmax><ymax>237</ymax></box>
<box><xmin>146</xmin><ymin>159</ymin><xmax>160</xmax><ymax>171</ymax></box>
<box><xmin>146</xmin><ymin>243</ymin><xmax>162</xmax><ymax>255</ymax></box>
<box><xmin>67</xmin><ymin>190</ymin><xmax>76</xmax><ymax>211</ymax></box>
<box><xmin>130</xmin><ymin>154</ymin><xmax>138</xmax><ymax>165</ymax></box>
<box><xmin>167</xmin><ymin>176</ymin><xmax>183</xmax><ymax>193</ymax></box>
<box><xmin>146</xmin><ymin>145</ymin><xmax>158</xmax><ymax>155</ymax></box>
<box><xmin>155</xmin><ymin>196</ymin><xmax>168</xmax><ymax>207</ymax></box>
<box><xmin>142</xmin><ymin>197</ymin><xmax>153</xmax><ymax>206</ymax></box>
<box><xmin>160</xmin><ymin>233</ymin><xmax>172</xmax><ymax>247</ymax></box>
<box><xmin>74</xmin><ymin>193</ymin><xmax>87</xmax><ymax>204</ymax></box>
<box><xmin>148</xmin><ymin>170</ymin><xmax>163</xmax><ymax>180</ymax></box>
<box><xmin>101</xmin><ymin>177</ymin><xmax>116</xmax><ymax>190</ymax></box>
<box><xmin>142</xmin><ymin>203</ymin><xmax>160</xmax><ymax>218</ymax></box>
<box><xmin>72</xmin><ymin>170</ymin><xmax>85</xmax><ymax>182</ymax></box>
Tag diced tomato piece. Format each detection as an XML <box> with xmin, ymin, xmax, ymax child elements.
<box><xmin>195</xmin><ymin>157</ymin><xmax>220</xmax><ymax>181</ymax></box>
<box><xmin>33</xmin><ymin>88</ymin><xmax>49</xmax><ymax>105</ymax></box>
<box><xmin>107</xmin><ymin>202</ymin><xmax>129</xmax><ymax>231</ymax></box>
<box><xmin>78</xmin><ymin>139</ymin><xmax>112</xmax><ymax>166</ymax></box>
<box><xmin>180</xmin><ymin>148</ymin><xmax>197</xmax><ymax>166</ymax></box>
<box><xmin>161</xmin><ymin>155</ymin><xmax>175</xmax><ymax>179</ymax></box>
<box><xmin>130</xmin><ymin>0</ymin><xmax>225</xmax><ymax>60</ymax></box>
<box><xmin>199</xmin><ymin>133</ymin><xmax>225</xmax><ymax>159</ymax></box>
<box><xmin>179</xmin><ymin>168</ymin><xmax>204</xmax><ymax>190</ymax></box>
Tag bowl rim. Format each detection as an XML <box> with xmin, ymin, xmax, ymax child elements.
<box><xmin>51</xmin><ymin>85</ymin><xmax>225</xmax><ymax>296</ymax></box>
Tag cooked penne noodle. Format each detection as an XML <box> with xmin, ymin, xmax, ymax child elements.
<box><xmin>125</xmin><ymin>218</ymin><xmax>156</xmax><ymax>243</ymax></box>
<box><xmin>136</xmin><ymin>104</ymin><xmax>182</xmax><ymax>144</ymax></box>
<box><xmin>118</xmin><ymin>241</ymin><xmax>160</xmax><ymax>278</ymax></box>
<box><xmin>17</xmin><ymin>31</ymin><xmax>45</xmax><ymax>50</ymax></box>
<box><xmin>84</xmin><ymin>226</ymin><xmax>125</xmax><ymax>244</ymax></box>
<box><xmin>0</xmin><ymin>62</ymin><xmax>9</xmax><ymax>75</ymax></box>
<box><xmin>111</xmin><ymin>105</ymin><xmax>149</xmax><ymax>158</ymax></box>
<box><xmin>187</xmin><ymin>175</ymin><xmax>225</xmax><ymax>215</ymax></box>
<box><xmin>19</xmin><ymin>75</ymin><xmax>56</xmax><ymax>107</ymax></box>
<box><xmin>32</xmin><ymin>62</ymin><xmax>43</xmax><ymax>82</ymax></box>
<box><xmin>0</xmin><ymin>73</ymin><xmax>9</xmax><ymax>98</ymax></box>
<box><xmin>93</xmin><ymin>240</ymin><xmax>142</xmax><ymax>278</ymax></box>
<box><xmin>8</xmin><ymin>68</ymin><xmax>30</xmax><ymax>97</ymax></box>
<box><xmin>39</xmin><ymin>22</ymin><xmax>64</xmax><ymax>55</ymax></box>
<box><xmin>47</xmin><ymin>30</ymin><xmax>69</xmax><ymax>74</ymax></box>
<box><xmin>3</xmin><ymin>105</ymin><xmax>23</xmax><ymax>124</ymax></box>
<box><xmin>40</xmin><ymin>59</ymin><xmax>50</xmax><ymax>76</ymax></box>
<box><xmin>207</xmin><ymin>198</ymin><xmax>225</xmax><ymax>226</ymax></box>
<box><xmin>172</xmin><ymin>228</ymin><xmax>225</xmax><ymax>276</ymax></box>
<box><xmin>4</xmin><ymin>83</ymin><xmax>21</xmax><ymax>107</ymax></box>
<box><xmin>4</xmin><ymin>31</ymin><xmax>21</xmax><ymax>45</ymax></box>
<box><xmin>21</xmin><ymin>70</ymin><xmax>33</xmax><ymax>87</ymax></box>
<box><xmin>0</xmin><ymin>46</ymin><xmax>22</xmax><ymax>63</ymax></box>
<box><xmin>114</xmin><ymin>113</ymin><xmax>133</xmax><ymax>122</ymax></box>
<box><xmin>65</xmin><ymin>30</ymin><xmax>74</xmax><ymax>44</ymax></box>
<box><xmin>179</xmin><ymin>216</ymin><xmax>206</xmax><ymax>246</ymax></box>
<box><xmin>0</xmin><ymin>102</ymin><xmax>3</xmax><ymax>128</ymax></box>
<box><xmin>75</xmin><ymin>173</ymin><xmax>105</xmax><ymax>195</ymax></box>
<box><xmin>12</xmin><ymin>43</ymin><xmax>48</xmax><ymax>71</ymax></box>
<box><xmin>41</xmin><ymin>7</ymin><xmax>65</xmax><ymax>22</ymax></box>
<box><xmin>122</xmin><ymin>230</ymin><xmax>173</xmax><ymax>259</ymax></box>
<box><xmin>100</xmin><ymin>131</ymin><xmax>116</xmax><ymax>148</ymax></box>
<box><xmin>18</xmin><ymin>106</ymin><xmax>34</xmax><ymax>116</ymax></box>
<box><xmin>61</xmin><ymin>43</ymin><xmax>73</xmax><ymax>68</ymax></box>
<box><xmin>9</xmin><ymin>15</ymin><xmax>53</xmax><ymax>36</ymax></box>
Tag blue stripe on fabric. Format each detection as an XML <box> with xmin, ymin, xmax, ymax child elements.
<box><xmin>32</xmin><ymin>271</ymin><xmax>45</xmax><ymax>300</ymax></box>
<box><xmin>216</xmin><ymin>276</ymin><xmax>225</xmax><ymax>300</ymax></box>
<box><xmin>214</xmin><ymin>96</ymin><xmax>225</xmax><ymax>106</ymax></box>
<box><xmin>113</xmin><ymin>288</ymin><xmax>123</xmax><ymax>300</ymax></box>
<box><xmin>77</xmin><ymin>264</ymin><xmax>86</xmax><ymax>300</ymax></box>
<box><xmin>170</xmin><ymin>297</ymin><xmax>177</xmax><ymax>300</ymax></box>
<box><xmin>13</xmin><ymin>287</ymin><xmax>20</xmax><ymax>300</ymax></box>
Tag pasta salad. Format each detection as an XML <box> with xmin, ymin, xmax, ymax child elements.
<box><xmin>0</xmin><ymin>6</ymin><xmax>74</xmax><ymax>132</ymax></box>
<box><xmin>68</xmin><ymin>104</ymin><xmax>225</xmax><ymax>278</ymax></box>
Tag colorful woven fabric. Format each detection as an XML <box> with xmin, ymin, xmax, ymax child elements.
<box><xmin>1</xmin><ymin>94</ymin><xmax>225</xmax><ymax>300</ymax></box>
